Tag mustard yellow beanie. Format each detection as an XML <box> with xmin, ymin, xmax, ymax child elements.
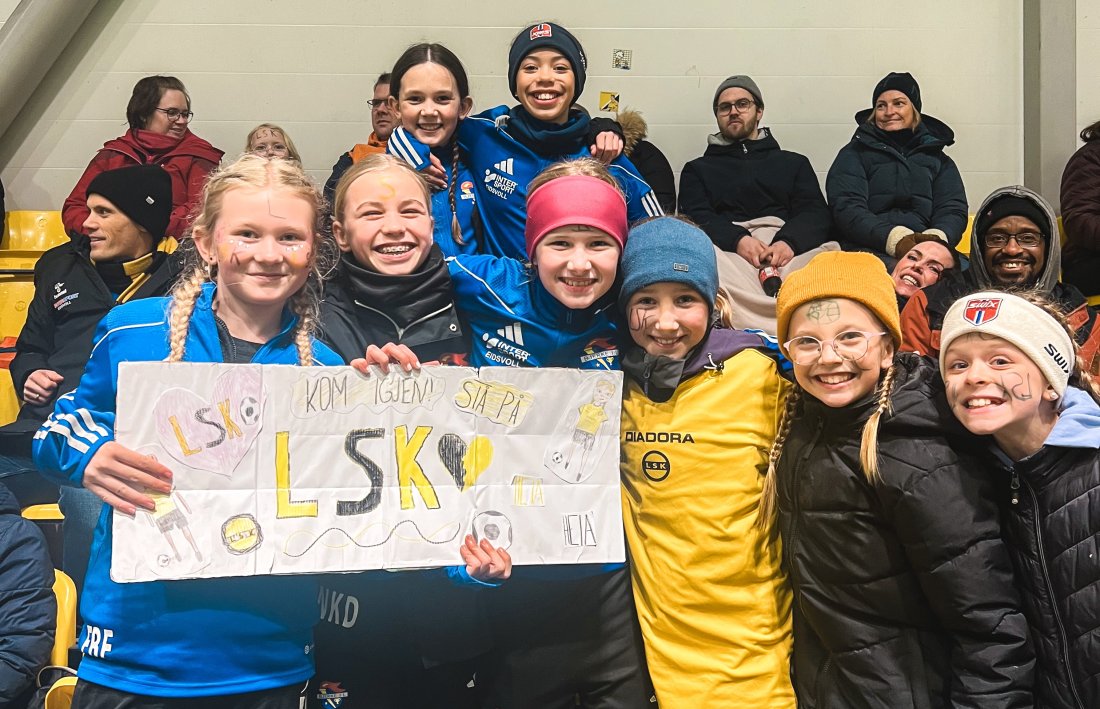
<box><xmin>775</xmin><ymin>251</ymin><xmax>902</xmax><ymax>348</ymax></box>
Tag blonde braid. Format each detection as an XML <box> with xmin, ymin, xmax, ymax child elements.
<box><xmin>449</xmin><ymin>141</ymin><xmax>465</xmax><ymax>246</ymax></box>
<box><xmin>756</xmin><ymin>385</ymin><xmax>802</xmax><ymax>531</ymax></box>
<box><xmin>166</xmin><ymin>263</ymin><xmax>208</xmax><ymax>362</ymax></box>
<box><xmin>859</xmin><ymin>364</ymin><xmax>898</xmax><ymax>482</ymax></box>
<box><xmin>289</xmin><ymin>287</ymin><xmax>318</xmax><ymax>366</ymax></box>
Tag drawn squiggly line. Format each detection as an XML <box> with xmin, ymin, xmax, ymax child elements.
<box><xmin>281</xmin><ymin>519</ymin><xmax>463</xmax><ymax>558</ymax></box>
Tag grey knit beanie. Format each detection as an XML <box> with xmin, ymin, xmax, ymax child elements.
<box><xmin>713</xmin><ymin>75</ymin><xmax>763</xmax><ymax>112</ymax></box>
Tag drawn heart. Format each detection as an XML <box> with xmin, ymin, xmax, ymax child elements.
<box><xmin>437</xmin><ymin>433</ymin><xmax>494</xmax><ymax>491</ymax></box>
<box><xmin>153</xmin><ymin>367</ymin><xmax>265</xmax><ymax>476</ymax></box>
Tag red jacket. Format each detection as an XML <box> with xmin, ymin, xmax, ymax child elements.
<box><xmin>63</xmin><ymin>128</ymin><xmax>223</xmax><ymax>238</ymax></box>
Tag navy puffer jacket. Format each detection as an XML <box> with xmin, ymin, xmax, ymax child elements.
<box><xmin>0</xmin><ymin>481</ymin><xmax>55</xmax><ymax>706</ymax></box>
<box><xmin>826</xmin><ymin>110</ymin><xmax>967</xmax><ymax>257</ymax></box>
<box><xmin>988</xmin><ymin>388</ymin><xmax>1100</xmax><ymax>708</ymax></box>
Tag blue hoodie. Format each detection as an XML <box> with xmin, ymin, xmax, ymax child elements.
<box><xmin>1045</xmin><ymin>387</ymin><xmax>1100</xmax><ymax>449</ymax></box>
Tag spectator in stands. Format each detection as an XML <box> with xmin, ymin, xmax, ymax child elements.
<box><xmin>324</xmin><ymin>73</ymin><xmax>395</xmax><ymax>205</ymax></box>
<box><xmin>678</xmin><ymin>75</ymin><xmax>838</xmax><ymax>334</ymax></box>
<box><xmin>890</xmin><ymin>233</ymin><xmax>955</xmax><ymax>308</ymax></box>
<box><xmin>901</xmin><ymin>185</ymin><xmax>1100</xmax><ymax>373</ymax></box>
<box><xmin>1</xmin><ymin>165</ymin><xmax>180</xmax><ymax>596</ymax></box>
<box><xmin>826</xmin><ymin>72</ymin><xmax>967</xmax><ymax>267</ymax></box>
<box><xmin>1059</xmin><ymin>118</ymin><xmax>1100</xmax><ymax>298</ymax></box>
<box><xmin>617</xmin><ymin>108</ymin><xmax>676</xmax><ymax>213</ymax></box>
<box><xmin>246</xmin><ymin>123</ymin><xmax>301</xmax><ymax>163</ymax></box>
<box><xmin>0</xmin><ymin>479</ymin><xmax>55</xmax><ymax>708</ymax></box>
<box><xmin>62</xmin><ymin>75</ymin><xmax>223</xmax><ymax>240</ymax></box>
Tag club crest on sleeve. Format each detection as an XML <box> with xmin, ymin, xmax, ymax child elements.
<box><xmin>963</xmin><ymin>298</ymin><xmax>1002</xmax><ymax>326</ymax></box>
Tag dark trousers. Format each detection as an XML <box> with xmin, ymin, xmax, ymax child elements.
<box><xmin>70</xmin><ymin>680</ymin><xmax>307</xmax><ymax>709</ymax></box>
<box><xmin>477</xmin><ymin>566</ymin><xmax>654</xmax><ymax>709</ymax></box>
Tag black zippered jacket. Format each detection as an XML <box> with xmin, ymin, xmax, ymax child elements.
<box><xmin>3</xmin><ymin>234</ymin><xmax>179</xmax><ymax>436</ymax></box>
<box><xmin>678</xmin><ymin>128</ymin><xmax>831</xmax><ymax>254</ymax></box>
<box><xmin>989</xmin><ymin>413</ymin><xmax>1100</xmax><ymax>708</ymax></box>
<box><xmin>777</xmin><ymin>354</ymin><xmax>1033</xmax><ymax>707</ymax></box>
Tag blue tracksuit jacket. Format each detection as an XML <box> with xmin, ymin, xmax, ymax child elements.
<box><xmin>33</xmin><ymin>283</ymin><xmax>342</xmax><ymax>697</ymax></box>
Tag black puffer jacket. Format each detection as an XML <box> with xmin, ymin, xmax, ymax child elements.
<box><xmin>777</xmin><ymin>354</ymin><xmax>1033</xmax><ymax>708</ymax></box>
<box><xmin>987</xmin><ymin>388</ymin><xmax>1100</xmax><ymax>708</ymax></box>
<box><xmin>826</xmin><ymin>112</ymin><xmax>967</xmax><ymax>257</ymax></box>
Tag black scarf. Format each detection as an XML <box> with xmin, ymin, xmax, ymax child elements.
<box><xmin>339</xmin><ymin>245</ymin><xmax>454</xmax><ymax>330</ymax></box>
<box><xmin>507</xmin><ymin>106</ymin><xmax>591</xmax><ymax>156</ymax></box>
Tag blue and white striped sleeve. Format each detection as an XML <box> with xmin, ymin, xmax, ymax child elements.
<box><xmin>386</xmin><ymin>126</ymin><xmax>432</xmax><ymax>172</ymax></box>
<box><xmin>32</xmin><ymin>315</ymin><xmax>122</xmax><ymax>487</ymax></box>
<box><xmin>609</xmin><ymin>160</ymin><xmax>665</xmax><ymax>222</ymax></box>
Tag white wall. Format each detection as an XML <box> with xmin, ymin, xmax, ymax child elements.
<box><xmin>0</xmin><ymin>0</ymin><xmax>1022</xmax><ymax>213</ymax></box>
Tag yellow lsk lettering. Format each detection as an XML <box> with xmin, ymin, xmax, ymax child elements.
<box><xmin>217</xmin><ymin>399</ymin><xmax>243</xmax><ymax>439</ymax></box>
<box><xmin>275</xmin><ymin>431</ymin><xmax>317</xmax><ymax>518</ymax></box>
<box><xmin>395</xmin><ymin>425</ymin><xmax>439</xmax><ymax>510</ymax></box>
<box><xmin>169</xmin><ymin>416</ymin><xmax>201</xmax><ymax>456</ymax></box>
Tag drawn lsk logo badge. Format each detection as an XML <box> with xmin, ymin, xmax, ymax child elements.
<box><xmin>222</xmin><ymin>513</ymin><xmax>263</xmax><ymax>554</ymax></box>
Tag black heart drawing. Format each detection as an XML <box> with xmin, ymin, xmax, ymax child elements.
<box><xmin>438</xmin><ymin>433</ymin><xmax>468</xmax><ymax>490</ymax></box>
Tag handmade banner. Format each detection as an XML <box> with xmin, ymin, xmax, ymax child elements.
<box><xmin>111</xmin><ymin>363</ymin><xmax>624</xmax><ymax>582</ymax></box>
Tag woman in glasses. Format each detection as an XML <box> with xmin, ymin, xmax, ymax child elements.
<box><xmin>826</xmin><ymin>72</ymin><xmax>967</xmax><ymax>268</ymax></box>
<box><xmin>758</xmin><ymin>251</ymin><xmax>1034</xmax><ymax>707</ymax></box>
<box><xmin>63</xmin><ymin>75</ymin><xmax>223</xmax><ymax>239</ymax></box>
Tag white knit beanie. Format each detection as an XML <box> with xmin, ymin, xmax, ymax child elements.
<box><xmin>940</xmin><ymin>291</ymin><xmax>1075</xmax><ymax>396</ymax></box>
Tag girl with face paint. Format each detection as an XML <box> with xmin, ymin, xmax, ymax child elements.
<box><xmin>757</xmin><ymin>252</ymin><xmax>1034</xmax><ymax>707</ymax></box>
<box><xmin>617</xmin><ymin>217</ymin><xmax>795</xmax><ymax>706</ymax></box>
<box><xmin>940</xmin><ymin>291</ymin><xmax>1100</xmax><ymax>708</ymax></box>
<box><xmin>33</xmin><ymin>155</ymin><xmax>343</xmax><ymax>706</ymax></box>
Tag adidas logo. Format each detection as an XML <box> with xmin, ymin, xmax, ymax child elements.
<box><xmin>493</xmin><ymin>158</ymin><xmax>514</xmax><ymax>175</ymax></box>
<box><xmin>497</xmin><ymin>323</ymin><xmax>524</xmax><ymax>346</ymax></box>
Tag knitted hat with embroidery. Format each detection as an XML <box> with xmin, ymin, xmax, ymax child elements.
<box><xmin>776</xmin><ymin>251</ymin><xmax>902</xmax><ymax>348</ymax></box>
<box><xmin>508</xmin><ymin>23</ymin><xmax>587</xmax><ymax>103</ymax></box>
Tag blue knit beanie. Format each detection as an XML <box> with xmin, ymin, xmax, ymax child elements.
<box><xmin>619</xmin><ymin>217</ymin><xmax>718</xmax><ymax>312</ymax></box>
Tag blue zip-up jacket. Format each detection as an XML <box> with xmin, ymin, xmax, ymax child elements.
<box><xmin>396</xmin><ymin>107</ymin><xmax>664</xmax><ymax>260</ymax></box>
<box><xmin>386</xmin><ymin>128</ymin><xmax>480</xmax><ymax>258</ymax></box>
<box><xmin>32</xmin><ymin>283</ymin><xmax>342</xmax><ymax>697</ymax></box>
<box><xmin>447</xmin><ymin>254</ymin><xmax>620</xmax><ymax>370</ymax></box>
<box><xmin>447</xmin><ymin>253</ymin><xmax>621</xmax><ymax>580</ymax></box>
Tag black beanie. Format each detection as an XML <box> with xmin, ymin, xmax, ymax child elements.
<box><xmin>507</xmin><ymin>23</ymin><xmax>587</xmax><ymax>103</ymax></box>
<box><xmin>86</xmin><ymin>164</ymin><xmax>173</xmax><ymax>242</ymax></box>
<box><xmin>975</xmin><ymin>194</ymin><xmax>1052</xmax><ymax>246</ymax></box>
<box><xmin>872</xmin><ymin>71</ymin><xmax>922</xmax><ymax>113</ymax></box>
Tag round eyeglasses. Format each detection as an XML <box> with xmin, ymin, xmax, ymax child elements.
<box><xmin>154</xmin><ymin>107</ymin><xmax>194</xmax><ymax>122</ymax></box>
<box><xmin>782</xmin><ymin>331</ymin><xmax>887</xmax><ymax>366</ymax></box>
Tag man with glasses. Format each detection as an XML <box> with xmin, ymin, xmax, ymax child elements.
<box><xmin>324</xmin><ymin>72</ymin><xmax>395</xmax><ymax>205</ymax></box>
<box><xmin>678</xmin><ymin>75</ymin><xmax>837</xmax><ymax>333</ymax></box>
<box><xmin>901</xmin><ymin>186</ymin><xmax>1100</xmax><ymax>372</ymax></box>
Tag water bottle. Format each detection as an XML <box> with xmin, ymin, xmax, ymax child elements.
<box><xmin>759</xmin><ymin>265</ymin><xmax>782</xmax><ymax>297</ymax></box>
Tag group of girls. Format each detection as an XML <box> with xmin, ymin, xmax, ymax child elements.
<box><xmin>29</xmin><ymin>18</ymin><xmax>1100</xmax><ymax>709</ymax></box>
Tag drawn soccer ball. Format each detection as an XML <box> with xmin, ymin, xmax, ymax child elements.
<box><xmin>239</xmin><ymin>396</ymin><xmax>260</xmax><ymax>425</ymax></box>
<box><xmin>551</xmin><ymin>451</ymin><xmax>563</xmax><ymax>464</ymax></box>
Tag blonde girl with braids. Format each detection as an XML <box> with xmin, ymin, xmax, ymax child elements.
<box><xmin>940</xmin><ymin>290</ymin><xmax>1100</xmax><ymax>708</ymax></box>
<box><xmin>33</xmin><ymin>154</ymin><xmax>343</xmax><ymax>707</ymax></box>
<box><xmin>385</xmin><ymin>43</ymin><xmax>480</xmax><ymax>257</ymax></box>
<box><xmin>761</xmin><ymin>251</ymin><xmax>1033</xmax><ymax>708</ymax></box>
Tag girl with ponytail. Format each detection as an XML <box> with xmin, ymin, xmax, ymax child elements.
<box><xmin>33</xmin><ymin>154</ymin><xmax>344</xmax><ymax>705</ymax></box>
<box><xmin>761</xmin><ymin>251</ymin><xmax>1033</xmax><ymax>708</ymax></box>
<box><xmin>940</xmin><ymin>290</ymin><xmax>1100</xmax><ymax>708</ymax></box>
<box><xmin>385</xmin><ymin>43</ymin><xmax>480</xmax><ymax>256</ymax></box>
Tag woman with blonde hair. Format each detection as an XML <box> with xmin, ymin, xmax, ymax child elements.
<box><xmin>761</xmin><ymin>251</ymin><xmax>1033</xmax><ymax>707</ymax></box>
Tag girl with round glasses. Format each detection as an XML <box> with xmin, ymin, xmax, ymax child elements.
<box><xmin>64</xmin><ymin>75</ymin><xmax>223</xmax><ymax>240</ymax></box>
<box><xmin>758</xmin><ymin>251</ymin><xmax>1034</xmax><ymax>707</ymax></box>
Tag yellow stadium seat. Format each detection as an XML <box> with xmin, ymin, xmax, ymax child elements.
<box><xmin>22</xmin><ymin>503</ymin><xmax>63</xmax><ymax>521</ymax></box>
<box><xmin>51</xmin><ymin>569</ymin><xmax>77</xmax><ymax>666</ymax></box>
<box><xmin>1089</xmin><ymin>295</ymin><xmax>1100</xmax><ymax>307</ymax></box>
<box><xmin>2</xmin><ymin>211</ymin><xmax>67</xmax><ymax>252</ymax></box>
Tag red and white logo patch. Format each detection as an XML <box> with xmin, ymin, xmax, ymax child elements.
<box><xmin>963</xmin><ymin>297</ymin><xmax>1002</xmax><ymax>326</ymax></box>
<box><xmin>530</xmin><ymin>23</ymin><xmax>553</xmax><ymax>40</ymax></box>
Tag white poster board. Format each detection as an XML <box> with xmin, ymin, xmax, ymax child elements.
<box><xmin>111</xmin><ymin>363</ymin><xmax>624</xmax><ymax>582</ymax></box>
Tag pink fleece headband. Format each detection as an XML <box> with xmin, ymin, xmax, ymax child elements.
<box><xmin>524</xmin><ymin>175</ymin><xmax>628</xmax><ymax>259</ymax></box>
